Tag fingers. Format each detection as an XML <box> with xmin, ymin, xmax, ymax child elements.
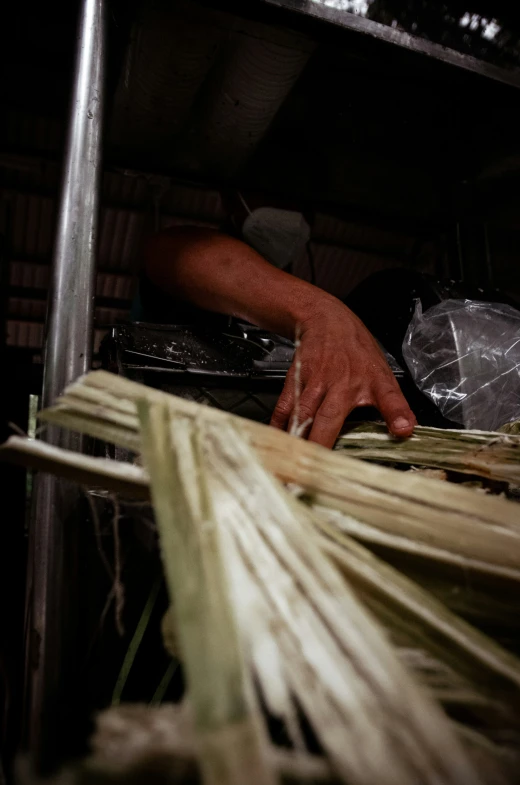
<box><xmin>271</xmin><ymin>378</ymin><xmax>328</xmax><ymax>437</ymax></box>
<box><xmin>270</xmin><ymin>368</ymin><xmax>296</xmax><ymax>431</ymax></box>
<box><xmin>272</xmin><ymin>363</ymin><xmax>416</xmax><ymax>447</ymax></box>
<box><xmin>292</xmin><ymin>385</ymin><xmax>327</xmax><ymax>436</ymax></box>
<box><xmin>375</xmin><ymin>379</ymin><xmax>416</xmax><ymax>438</ymax></box>
<box><xmin>308</xmin><ymin>388</ymin><xmax>353</xmax><ymax>449</ymax></box>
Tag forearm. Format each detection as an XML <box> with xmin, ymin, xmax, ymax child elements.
<box><xmin>144</xmin><ymin>227</ymin><xmax>415</xmax><ymax>445</ymax></box>
<box><xmin>143</xmin><ymin>227</ymin><xmax>333</xmax><ymax>339</ymax></box>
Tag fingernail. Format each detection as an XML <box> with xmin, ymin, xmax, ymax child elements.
<box><xmin>393</xmin><ymin>417</ymin><xmax>412</xmax><ymax>431</ymax></box>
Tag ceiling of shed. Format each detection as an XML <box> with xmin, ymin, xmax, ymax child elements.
<box><xmin>4</xmin><ymin>0</ymin><xmax>520</xmax><ymax>221</ymax></box>
<box><xmin>2</xmin><ymin>0</ymin><xmax>520</xmax><ymax>353</ymax></box>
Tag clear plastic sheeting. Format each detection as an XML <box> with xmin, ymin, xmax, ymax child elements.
<box><xmin>403</xmin><ymin>299</ymin><xmax>520</xmax><ymax>431</ymax></box>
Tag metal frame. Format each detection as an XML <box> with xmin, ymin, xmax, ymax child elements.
<box><xmin>263</xmin><ymin>0</ymin><xmax>520</xmax><ymax>90</ymax></box>
<box><xmin>24</xmin><ymin>0</ymin><xmax>106</xmax><ymax>770</ymax></box>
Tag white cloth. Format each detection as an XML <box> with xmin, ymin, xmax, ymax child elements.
<box><xmin>242</xmin><ymin>207</ymin><xmax>310</xmax><ymax>270</ymax></box>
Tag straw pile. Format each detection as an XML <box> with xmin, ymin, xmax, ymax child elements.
<box><xmin>336</xmin><ymin>422</ymin><xmax>520</xmax><ymax>487</ymax></box>
<box><xmin>4</xmin><ymin>371</ymin><xmax>520</xmax><ymax>785</ymax></box>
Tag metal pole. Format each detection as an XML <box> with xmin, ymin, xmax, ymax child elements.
<box><xmin>24</xmin><ymin>0</ymin><xmax>106</xmax><ymax>770</ymax></box>
<box><xmin>263</xmin><ymin>0</ymin><xmax>520</xmax><ymax>90</ymax></box>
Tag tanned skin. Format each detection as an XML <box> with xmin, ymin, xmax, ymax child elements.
<box><xmin>144</xmin><ymin>227</ymin><xmax>416</xmax><ymax>448</ymax></box>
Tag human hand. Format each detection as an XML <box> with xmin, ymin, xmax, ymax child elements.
<box><xmin>270</xmin><ymin>296</ymin><xmax>416</xmax><ymax>448</ymax></box>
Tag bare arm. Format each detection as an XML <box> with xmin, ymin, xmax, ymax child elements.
<box><xmin>144</xmin><ymin>227</ymin><xmax>416</xmax><ymax>447</ymax></box>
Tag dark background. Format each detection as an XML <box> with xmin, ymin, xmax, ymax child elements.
<box><xmin>2</xmin><ymin>0</ymin><xmax>520</xmax><ymax>775</ymax></box>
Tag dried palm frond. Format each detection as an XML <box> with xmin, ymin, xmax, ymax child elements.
<box><xmin>141</xmin><ymin>404</ymin><xmax>482</xmax><ymax>785</ymax></box>
<box><xmin>310</xmin><ymin>516</ymin><xmax>520</xmax><ymax>760</ymax></box>
<box><xmin>17</xmin><ymin>703</ymin><xmax>337</xmax><ymax>785</ymax></box>
<box><xmin>89</xmin><ymin>703</ymin><xmax>336</xmax><ymax>784</ymax></box>
<box><xmin>303</xmin><ymin>498</ymin><xmax>520</xmax><ymax>658</ymax></box>
<box><xmin>37</xmin><ymin>371</ymin><xmax>520</xmax><ymax>581</ymax></box>
<box><xmin>309</xmin><ymin>508</ymin><xmax>520</xmax><ymax>691</ymax></box>
<box><xmin>336</xmin><ymin>422</ymin><xmax>520</xmax><ymax>486</ymax></box>
<box><xmin>3</xmin><ymin>370</ymin><xmax>520</xmax><ymax>629</ymax></box>
<box><xmin>4</xmin><ymin>372</ymin><xmax>520</xmax><ymax>782</ymax></box>
<box><xmin>498</xmin><ymin>420</ymin><xmax>520</xmax><ymax>435</ymax></box>
<box><xmin>5</xmin><ymin>373</ymin><xmax>520</xmax><ymax>654</ymax></box>
<box><xmin>5</xmin><ymin>431</ymin><xmax>520</xmax><ymax>710</ymax></box>
<box><xmin>138</xmin><ymin>402</ymin><xmax>275</xmax><ymax>785</ymax></box>
<box><xmin>0</xmin><ymin>434</ymin><xmax>149</xmax><ymax>499</ymax></box>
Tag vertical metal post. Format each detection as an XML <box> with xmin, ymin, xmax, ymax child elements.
<box><xmin>24</xmin><ymin>0</ymin><xmax>106</xmax><ymax>770</ymax></box>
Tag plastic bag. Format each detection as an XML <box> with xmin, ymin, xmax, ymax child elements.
<box><xmin>402</xmin><ymin>299</ymin><xmax>520</xmax><ymax>431</ymax></box>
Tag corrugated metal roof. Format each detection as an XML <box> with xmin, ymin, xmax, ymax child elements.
<box><xmin>180</xmin><ymin>20</ymin><xmax>314</xmax><ymax>176</ymax></box>
<box><xmin>1</xmin><ymin>163</ymin><xmax>229</xmax><ymax>275</ymax></box>
<box><xmin>8</xmin><ymin>192</ymin><xmax>55</xmax><ymax>258</ymax></box>
<box><xmin>6</xmin><ymin>320</ymin><xmax>44</xmax><ymax>349</ymax></box>
<box><xmin>313</xmin><ymin>213</ymin><xmax>415</xmax><ymax>256</ymax></box>
<box><xmin>8</xmin><ymin>297</ymin><xmax>46</xmax><ymax>320</ymax></box>
<box><xmin>160</xmin><ymin>215</ymin><xmax>220</xmax><ymax>231</ymax></box>
<box><xmin>103</xmin><ymin>171</ymin><xmax>150</xmax><ymax>208</ymax></box>
<box><xmin>96</xmin><ymin>273</ymin><xmax>133</xmax><ymax>301</ymax></box>
<box><xmin>9</xmin><ymin>261</ymin><xmax>133</xmax><ymax>304</ymax></box>
<box><xmin>1</xmin><ymin>149</ymin><xmax>432</xmax><ymax>354</ymax></box>
<box><xmin>0</xmin><ymin>154</ymin><xmax>60</xmax><ymax>192</ymax></box>
<box><xmin>98</xmin><ymin>208</ymin><xmax>146</xmax><ymax>272</ymax></box>
<box><xmin>1</xmin><ymin>0</ymin><xmax>477</xmax><ymax>358</ymax></box>
<box><xmin>95</xmin><ymin>307</ymin><xmax>130</xmax><ymax>325</ymax></box>
<box><xmin>3</xmin><ymin>157</ymin><xmax>425</xmax><ymax>348</ymax></box>
<box><xmin>5</xmin><ymin>109</ymin><xmax>64</xmax><ymax>154</ymax></box>
<box><xmin>303</xmin><ymin>242</ymin><xmax>401</xmax><ymax>299</ymax></box>
<box><xmin>160</xmin><ymin>183</ymin><xmax>225</xmax><ymax>221</ymax></box>
<box><xmin>108</xmin><ymin>3</ymin><xmax>315</xmax><ymax>176</ymax></box>
<box><xmin>1</xmin><ymin>157</ymin><xmax>227</xmax><ymax>217</ymax></box>
<box><xmin>9</xmin><ymin>0</ymin><xmax>517</xmax><ymax>227</ymax></box>
<box><xmin>10</xmin><ymin>260</ymin><xmax>50</xmax><ymax>289</ymax></box>
<box><xmin>108</xmin><ymin>2</ymin><xmax>228</xmax><ymax>152</ymax></box>
<box><xmin>7</xmin><ymin>298</ymin><xmax>128</xmax><ymax>326</ymax></box>
<box><xmin>6</xmin><ymin>320</ymin><xmax>108</xmax><ymax>353</ymax></box>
